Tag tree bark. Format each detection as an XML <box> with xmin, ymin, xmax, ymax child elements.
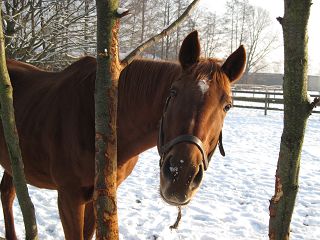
<box><xmin>94</xmin><ymin>0</ymin><xmax>126</xmax><ymax>239</ymax></box>
<box><xmin>165</xmin><ymin>2</ymin><xmax>170</xmax><ymax>59</ymax></box>
<box><xmin>141</xmin><ymin>0</ymin><xmax>146</xmax><ymax>43</ymax></box>
<box><xmin>269</xmin><ymin>1</ymin><xmax>313</xmax><ymax>239</ymax></box>
<box><xmin>175</xmin><ymin>0</ymin><xmax>182</xmax><ymax>59</ymax></box>
<box><xmin>0</xmin><ymin>2</ymin><xmax>39</xmax><ymax>239</ymax></box>
<box><xmin>84</xmin><ymin>0</ymin><xmax>90</xmax><ymax>54</ymax></box>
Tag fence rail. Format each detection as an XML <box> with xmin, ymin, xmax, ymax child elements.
<box><xmin>231</xmin><ymin>86</ymin><xmax>320</xmax><ymax>115</ymax></box>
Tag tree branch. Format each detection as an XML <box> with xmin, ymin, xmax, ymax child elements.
<box><xmin>309</xmin><ymin>97</ymin><xmax>320</xmax><ymax>111</ymax></box>
<box><xmin>276</xmin><ymin>17</ymin><xmax>283</xmax><ymax>25</ymax></box>
<box><xmin>120</xmin><ymin>0</ymin><xmax>201</xmax><ymax>67</ymax></box>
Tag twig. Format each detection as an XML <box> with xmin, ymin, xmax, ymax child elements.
<box><xmin>276</xmin><ymin>17</ymin><xmax>283</xmax><ymax>25</ymax></box>
<box><xmin>310</xmin><ymin>97</ymin><xmax>320</xmax><ymax>110</ymax></box>
<box><xmin>170</xmin><ymin>206</ymin><xmax>182</xmax><ymax>230</ymax></box>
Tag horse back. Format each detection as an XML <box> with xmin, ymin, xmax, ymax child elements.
<box><xmin>0</xmin><ymin>57</ymin><xmax>97</xmax><ymax>189</ymax></box>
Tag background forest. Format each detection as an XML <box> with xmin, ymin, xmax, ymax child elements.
<box><xmin>1</xmin><ymin>0</ymin><xmax>279</xmax><ymax>75</ymax></box>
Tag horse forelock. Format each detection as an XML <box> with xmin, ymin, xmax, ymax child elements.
<box><xmin>192</xmin><ymin>58</ymin><xmax>231</xmax><ymax>95</ymax></box>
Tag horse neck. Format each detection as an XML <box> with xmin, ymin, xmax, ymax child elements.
<box><xmin>117</xmin><ymin>59</ymin><xmax>180</xmax><ymax>160</ymax></box>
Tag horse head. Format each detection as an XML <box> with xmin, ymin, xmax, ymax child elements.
<box><xmin>158</xmin><ymin>31</ymin><xmax>246</xmax><ymax>206</ymax></box>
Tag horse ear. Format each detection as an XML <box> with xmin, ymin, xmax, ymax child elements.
<box><xmin>222</xmin><ymin>45</ymin><xmax>246</xmax><ymax>83</ymax></box>
<box><xmin>179</xmin><ymin>31</ymin><xmax>201</xmax><ymax>70</ymax></box>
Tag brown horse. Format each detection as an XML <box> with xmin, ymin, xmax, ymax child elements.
<box><xmin>0</xmin><ymin>31</ymin><xmax>246</xmax><ymax>239</ymax></box>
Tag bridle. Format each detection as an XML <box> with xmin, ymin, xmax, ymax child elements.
<box><xmin>157</xmin><ymin>93</ymin><xmax>226</xmax><ymax>171</ymax></box>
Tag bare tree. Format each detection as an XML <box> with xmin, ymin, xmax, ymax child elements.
<box><xmin>245</xmin><ymin>7</ymin><xmax>279</xmax><ymax>74</ymax></box>
<box><xmin>121</xmin><ymin>0</ymin><xmax>201</xmax><ymax>67</ymax></box>
<box><xmin>1</xmin><ymin>0</ymin><xmax>96</xmax><ymax>69</ymax></box>
<box><xmin>269</xmin><ymin>1</ymin><xmax>319</xmax><ymax>239</ymax></box>
<box><xmin>199</xmin><ymin>11</ymin><xmax>223</xmax><ymax>58</ymax></box>
<box><xmin>94</xmin><ymin>0</ymin><xmax>124</xmax><ymax>237</ymax></box>
<box><xmin>224</xmin><ymin>0</ymin><xmax>250</xmax><ymax>53</ymax></box>
<box><xmin>1</xmin><ymin>0</ymin><xmax>280</xmax><ymax>72</ymax></box>
<box><xmin>223</xmin><ymin>0</ymin><xmax>279</xmax><ymax>78</ymax></box>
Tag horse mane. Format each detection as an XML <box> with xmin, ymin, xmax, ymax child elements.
<box><xmin>118</xmin><ymin>57</ymin><xmax>230</xmax><ymax>113</ymax></box>
<box><xmin>118</xmin><ymin>59</ymin><xmax>181</xmax><ymax>111</ymax></box>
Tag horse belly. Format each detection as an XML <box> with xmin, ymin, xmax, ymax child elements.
<box><xmin>0</xmin><ymin>134</ymin><xmax>56</xmax><ymax>189</ymax></box>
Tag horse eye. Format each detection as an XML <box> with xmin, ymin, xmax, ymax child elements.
<box><xmin>170</xmin><ymin>88</ymin><xmax>177</xmax><ymax>97</ymax></box>
<box><xmin>224</xmin><ymin>103</ymin><xmax>232</xmax><ymax>112</ymax></box>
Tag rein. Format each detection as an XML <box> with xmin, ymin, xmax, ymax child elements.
<box><xmin>157</xmin><ymin>94</ymin><xmax>225</xmax><ymax>171</ymax></box>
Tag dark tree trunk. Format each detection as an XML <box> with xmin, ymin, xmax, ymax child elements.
<box><xmin>94</xmin><ymin>0</ymin><xmax>124</xmax><ymax>239</ymax></box>
<box><xmin>84</xmin><ymin>0</ymin><xmax>90</xmax><ymax>54</ymax></box>
<box><xmin>165</xmin><ymin>2</ymin><xmax>170</xmax><ymax>59</ymax></box>
<box><xmin>175</xmin><ymin>0</ymin><xmax>182</xmax><ymax>59</ymax></box>
<box><xmin>141</xmin><ymin>0</ymin><xmax>146</xmax><ymax>43</ymax></box>
<box><xmin>268</xmin><ymin>1</ymin><xmax>314</xmax><ymax>239</ymax></box>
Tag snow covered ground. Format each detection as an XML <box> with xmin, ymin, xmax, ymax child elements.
<box><xmin>0</xmin><ymin>108</ymin><xmax>319</xmax><ymax>239</ymax></box>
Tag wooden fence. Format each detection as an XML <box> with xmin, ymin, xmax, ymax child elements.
<box><xmin>231</xmin><ymin>85</ymin><xmax>320</xmax><ymax>115</ymax></box>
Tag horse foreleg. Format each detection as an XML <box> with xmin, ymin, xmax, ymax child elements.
<box><xmin>0</xmin><ymin>171</ymin><xmax>17</xmax><ymax>240</ymax></box>
<box><xmin>83</xmin><ymin>201</ymin><xmax>95</xmax><ymax>240</ymax></box>
<box><xmin>58</xmin><ymin>188</ymin><xmax>85</xmax><ymax>240</ymax></box>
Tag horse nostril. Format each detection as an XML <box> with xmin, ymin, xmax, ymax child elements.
<box><xmin>191</xmin><ymin>164</ymin><xmax>203</xmax><ymax>189</ymax></box>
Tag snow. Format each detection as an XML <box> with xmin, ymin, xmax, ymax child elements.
<box><xmin>0</xmin><ymin>108</ymin><xmax>319</xmax><ymax>239</ymax></box>
<box><xmin>169</xmin><ymin>166</ymin><xmax>179</xmax><ymax>174</ymax></box>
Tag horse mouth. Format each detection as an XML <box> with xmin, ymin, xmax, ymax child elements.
<box><xmin>159</xmin><ymin>189</ymin><xmax>190</xmax><ymax>206</ymax></box>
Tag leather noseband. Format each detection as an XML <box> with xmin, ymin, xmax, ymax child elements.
<box><xmin>157</xmin><ymin>94</ymin><xmax>225</xmax><ymax>171</ymax></box>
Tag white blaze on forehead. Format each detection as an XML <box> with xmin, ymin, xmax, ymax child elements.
<box><xmin>198</xmin><ymin>80</ymin><xmax>209</xmax><ymax>95</ymax></box>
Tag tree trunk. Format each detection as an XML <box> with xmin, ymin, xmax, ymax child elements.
<box><xmin>141</xmin><ymin>0</ymin><xmax>146</xmax><ymax>43</ymax></box>
<box><xmin>0</xmin><ymin>2</ymin><xmax>39</xmax><ymax>239</ymax></box>
<box><xmin>40</xmin><ymin>0</ymin><xmax>46</xmax><ymax>50</ymax></box>
<box><xmin>94</xmin><ymin>0</ymin><xmax>124</xmax><ymax>239</ymax></box>
<box><xmin>268</xmin><ymin>1</ymin><xmax>313</xmax><ymax>239</ymax></box>
<box><xmin>230</xmin><ymin>2</ymin><xmax>235</xmax><ymax>53</ymax></box>
<box><xmin>161</xmin><ymin>2</ymin><xmax>167</xmax><ymax>59</ymax></box>
<box><xmin>175</xmin><ymin>0</ymin><xmax>182</xmax><ymax>59</ymax></box>
<box><xmin>165</xmin><ymin>2</ymin><xmax>170</xmax><ymax>59</ymax></box>
<box><xmin>84</xmin><ymin>0</ymin><xmax>90</xmax><ymax>54</ymax></box>
<box><xmin>93</xmin><ymin>0</ymin><xmax>200</xmax><ymax>238</ymax></box>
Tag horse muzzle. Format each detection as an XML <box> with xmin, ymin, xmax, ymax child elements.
<box><xmin>159</xmin><ymin>145</ymin><xmax>204</xmax><ymax>206</ymax></box>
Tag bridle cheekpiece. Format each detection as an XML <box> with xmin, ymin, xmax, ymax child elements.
<box><xmin>157</xmin><ymin>93</ymin><xmax>225</xmax><ymax>171</ymax></box>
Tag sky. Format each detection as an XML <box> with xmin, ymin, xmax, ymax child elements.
<box><xmin>199</xmin><ymin>0</ymin><xmax>320</xmax><ymax>75</ymax></box>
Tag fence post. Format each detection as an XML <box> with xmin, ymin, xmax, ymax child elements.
<box><xmin>265</xmin><ymin>90</ymin><xmax>269</xmax><ymax>115</ymax></box>
<box><xmin>231</xmin><ymin>90</ymin><xmax>234</xmax><ymax>106</ymax></box>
